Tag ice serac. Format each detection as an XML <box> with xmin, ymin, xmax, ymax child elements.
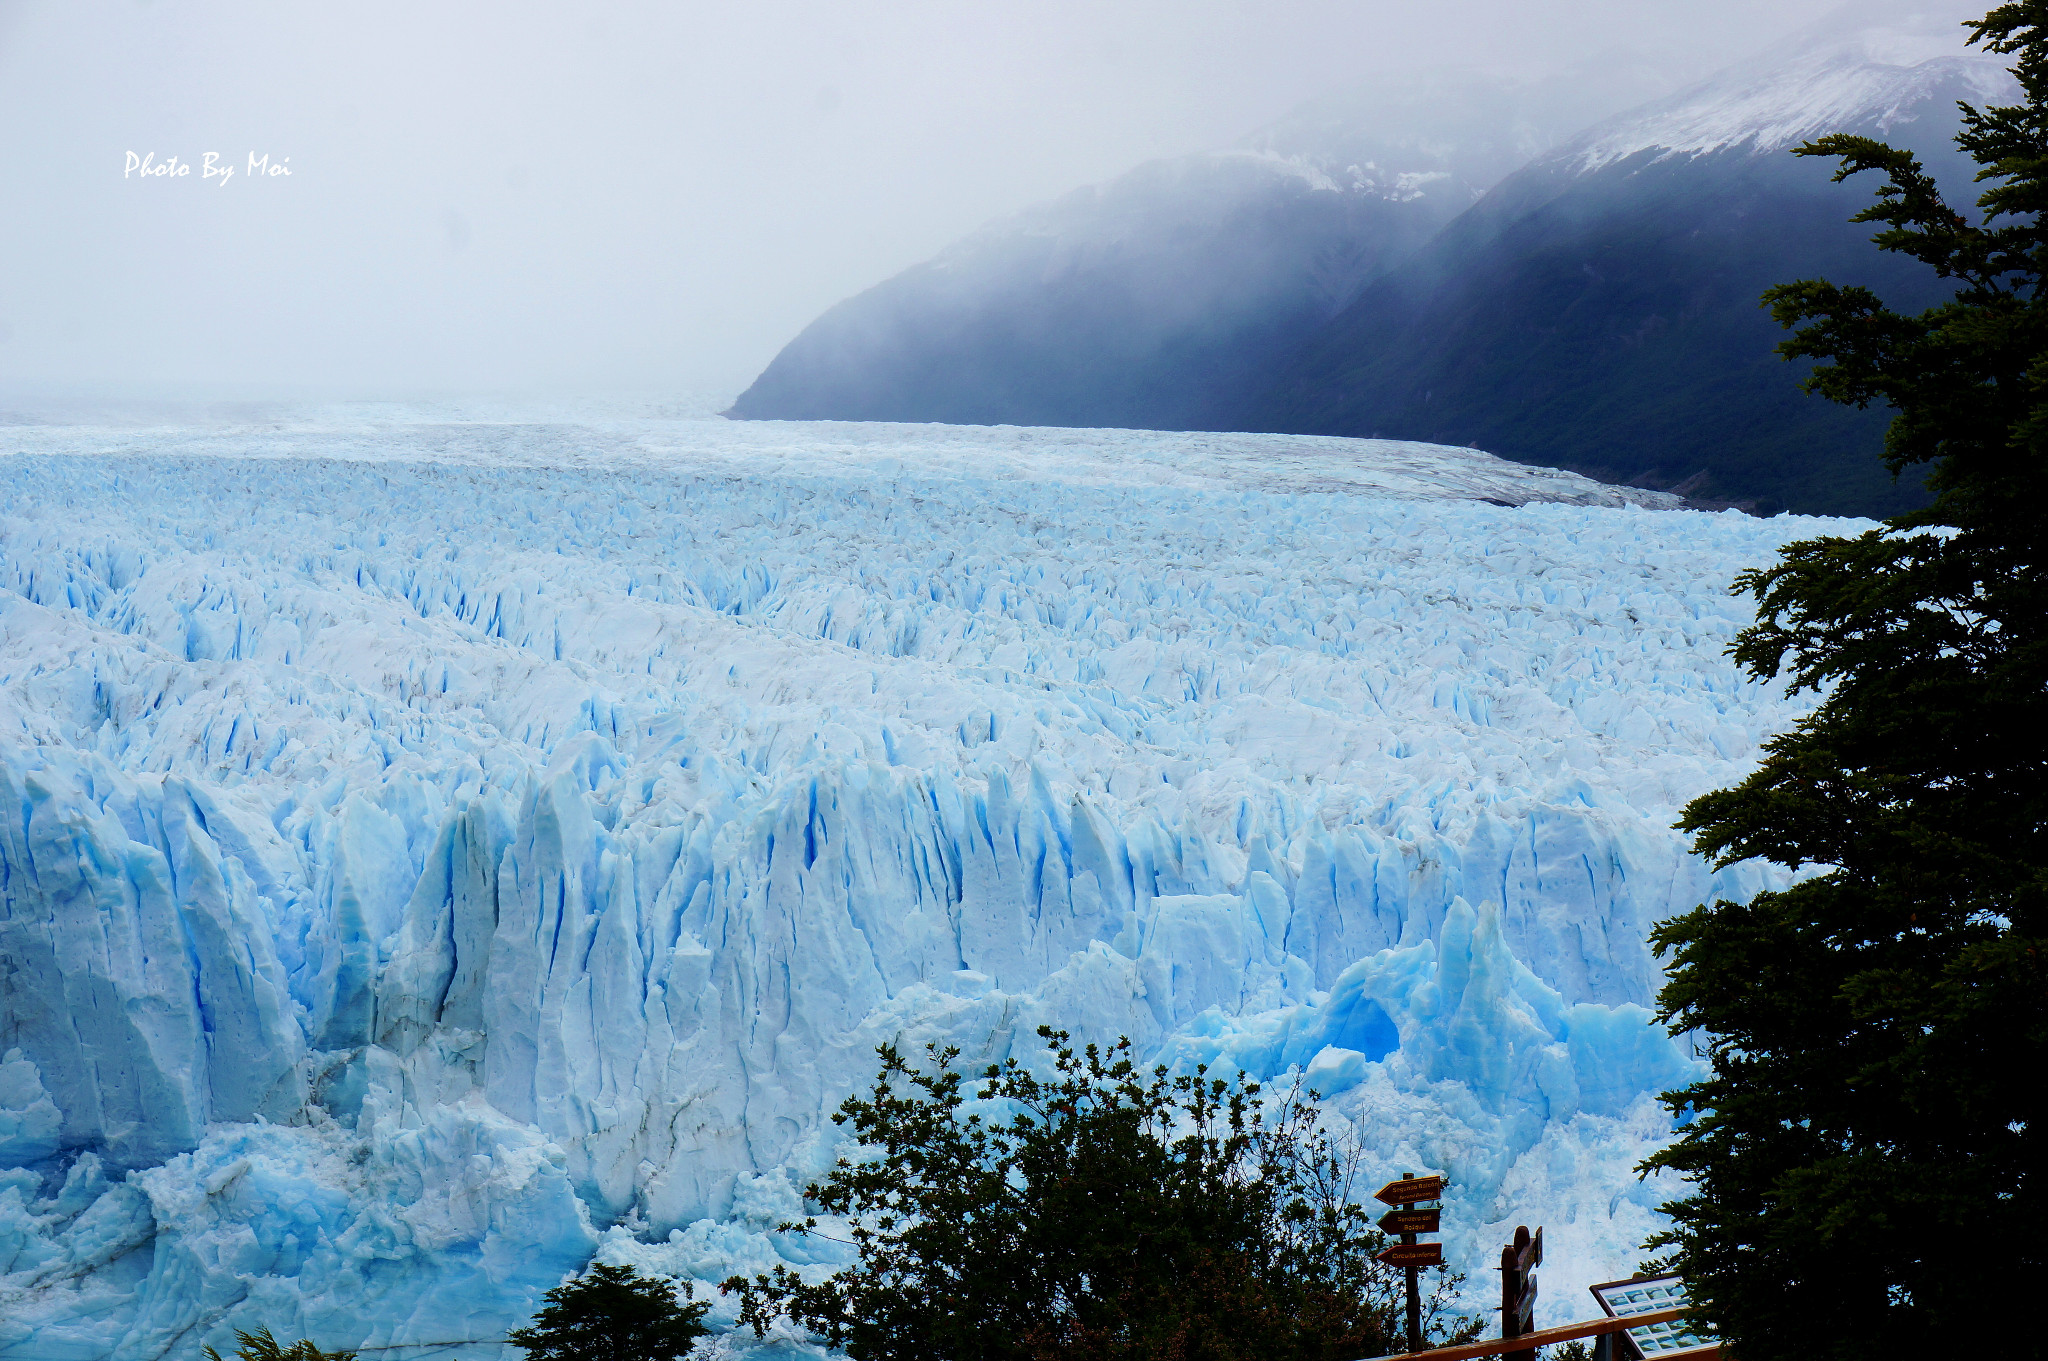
<box><xmin>0</xmin><ymin>407</ymin><xmax>1842</xmax><ymax>1357</ymax></box>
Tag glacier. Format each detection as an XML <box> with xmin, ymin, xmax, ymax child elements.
<box><xmin>0</xmin><ymin>403</ymin><xmax>1855</xmax><ymax>1358</ymax></box>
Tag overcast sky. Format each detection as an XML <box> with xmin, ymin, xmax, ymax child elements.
<box><xmin>1</xmin><ymin>0</ymin><xmax>1861</xmax><ymax>400</ymax></box>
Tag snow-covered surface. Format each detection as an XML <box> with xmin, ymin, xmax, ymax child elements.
<box><xmin>1563</xmin><ymin>0</ymin><xmax>2017</xmax><ymax>172</ymax></box>
<box><xmin>1233</xmin><ymin>68</ymin><xmax>1670</xmax><ymax>207</ymax></box>
<box><xmin>0</xmin><ymin>406</ymin><xmax>1853</xmax><ymax>1358</ymax></box>
<box><xmin>0</xmin><ymin>403</ymin><xmax>1683</xmax><ymax>508</ymax></box>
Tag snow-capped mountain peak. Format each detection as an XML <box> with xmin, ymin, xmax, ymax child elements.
<box><xmin>1565</xmin><ymin>1</ymin><xmax>2018</xmax><ymax>173</ymax></box>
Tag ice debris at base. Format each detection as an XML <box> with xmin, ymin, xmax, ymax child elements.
<box><xmin>0</xmin><ymin>406</ymin><xmax>1860</xmax><ymax>1357</ymax></box>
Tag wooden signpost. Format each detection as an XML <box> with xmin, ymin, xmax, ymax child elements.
<box><xmin>1373</xmin><ymin>1173</ymin><xmax>1446</xmax><ymax>1353</ymax></box>
<box><xmin>1376</xmin><ymin>1174</ymin><xmax>1444</xmax><ymax>1205</ymax></box>
<box><xmin>1351</xmin><ymin>1223</ymin><xmax>1718</xmax><ymax>1361</ymax></box>
<box><xmin>1377</xmin><ymin>1208</ymin><xmax>1441</xmax><ymax>1236</ymax></box>
<box><xmin>1499</xmin><ymin>1225</ymin><xmax>1543</xmax><ymax>1361</ymax></box>
<box><xmin>1377</xmin><ymin>1242</ymin><xmax>1445</xmax><ymax>1268</ymax></box>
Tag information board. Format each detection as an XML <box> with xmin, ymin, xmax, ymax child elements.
<box><xmin>1588</xmin><ymin>1274</ymin><xmax>1716</xmax><ymax>1358</ymax></box>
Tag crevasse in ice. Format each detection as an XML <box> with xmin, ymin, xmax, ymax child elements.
<box><xmin>0</xmin><ymin>409</ymin><xmax>1850</xmax><ymax>1358</ymax></box>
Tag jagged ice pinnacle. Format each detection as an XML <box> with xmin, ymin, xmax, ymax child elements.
<box><xmin>0</xmin><ymin>408</ymin><xmax>1853</xmax><ymax>1357</ymax></box>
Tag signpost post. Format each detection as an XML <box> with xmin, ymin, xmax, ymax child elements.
<box><xmin>1499</xmin><ymin>1225</ymin><xmax>1543</xmax><ymax>1361</ymax></box>
<box><xmin>1374</xmin><ymin>1172</ymin><xmax>1445</xmax><ymax>1354</ymax></box>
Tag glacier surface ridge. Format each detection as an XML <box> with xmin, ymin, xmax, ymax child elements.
<box><xmin>0</xmin><ymin>407</ymin><xmax>1854</xmax><ymax>1358</ymax></box>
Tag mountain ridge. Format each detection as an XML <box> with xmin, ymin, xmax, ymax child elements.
<box><xmin>1233</xmin><ymin>4</ymin><xmax>2011</xmax><ymax>514</ymax></box>
<box><xmin>730</xmin><ymin>1</ymin><xmax>2013</xmax><ymax>516</ymax></box>
<box><xmin>726</xmin><ymin>70</ymin><xmax>1665</xmax><ymax>432</ymax></box>
<box><xmin>1562</xmin><ymin>3</ymin><xmax>2014</xmax><ymax>170</ymax></box>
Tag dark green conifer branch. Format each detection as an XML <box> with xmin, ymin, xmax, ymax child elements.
<box><xmin>1645</xmin><ymin>5</ymin><xmax>2048</xmax><ymax>1357</ymax></box>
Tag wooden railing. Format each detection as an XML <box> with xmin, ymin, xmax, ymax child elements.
<box><xmin>1364</xmin><ymin>1306</ymin><xmax>1720</xmax><ymax>1361</ymax></box>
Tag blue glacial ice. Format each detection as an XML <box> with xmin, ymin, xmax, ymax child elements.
<box><xmin>0</xmin><ymin>405</ymin><xmax>1861</xmax><ymax>1357</ymax></box>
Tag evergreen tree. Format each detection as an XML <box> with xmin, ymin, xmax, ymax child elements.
<box><xmin>202</xmin><ymin>1327</ymin><xmax>355</xmax><ymax>1361</ymax></box>
<box><xmin>1645</xmin><ymin>4</ymin><xmax>2048</xmax><ymax>1357</ymax></box>
<box><xmin>724</xmin><ymin>1027</ymin><xmax>1476</xmax><ymax>1361</ymax></box>
<box><xmin>508</xmin><ymin>1261</ymin><xmax>710</xmax><ymax>1361</ymax></box>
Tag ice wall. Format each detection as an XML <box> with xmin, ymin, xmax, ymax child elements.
<box><xmin>0</xmin><ymin>412</ymin><xmax>1847</xmax><ymax>1358</ymax></box>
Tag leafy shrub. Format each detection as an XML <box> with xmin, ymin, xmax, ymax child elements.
<box><xmin>725</xmin><ymin>1026</ymin><xmax>1478</xmax><ymax>1361</ymax></box>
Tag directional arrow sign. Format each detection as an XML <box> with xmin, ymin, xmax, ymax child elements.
<box><xmin>1378</xmin><ymin>1207</ymin><xmax>1441</xmax><ymax>1236</ymax></box>
<box><xmin>1375</xmin><ymin>1242</ymin><xmax>1444</xmax><ymax>1269</ymax></box>
<box><xmin>1374</xmin><ymin>1175</ymin><xmax>1444</xmax><ymax>1206</ymax></box>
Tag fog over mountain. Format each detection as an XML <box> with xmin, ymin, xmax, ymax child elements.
<box><xmin>0</xmin><ymin>0</ymin><xmax>1843</xmax><ymax>396</ymax></box>
<box><xmin>732</xmin><ymin>0</ymin><xmax>2009</xmax><ymax>516</ymax></box>
<box><xmin>728</xmin><ymin>68</ymin><xmax>1677</xmax><ymax>430</ymax></box>
<box><xmin>1243</xmin><ymin>0</ymin><xmax>2013</xmax><ymax>515</ymax></box>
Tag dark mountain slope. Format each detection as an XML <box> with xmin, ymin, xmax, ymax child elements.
<box><xmin>729</xmin><ymin>156</ymin><xmax>1429</xmax><ymax>430</ymax></box>
<box><xmin>728</xmin><ymin>77</ymin><xmax>1654</xmax><ymax>431</ymax></box>
<box><xmin>1239</xmin><ymin>10</ymin><xmax>2010</xmax><ymax>516</ymax></box>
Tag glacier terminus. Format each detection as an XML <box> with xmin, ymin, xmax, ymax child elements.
<box><xmin>0</xmin><ymin>405</ymin><xmax>1854</xmax><ymax>1358</ymax></box>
